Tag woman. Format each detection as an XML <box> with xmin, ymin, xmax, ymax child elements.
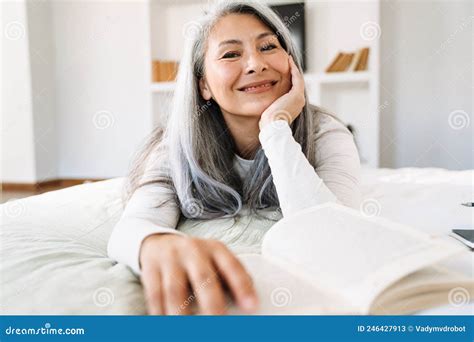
<box><xmin>108</xmin><ymin>0</ymin><xmax>361</xmax><ymax>316</ymax></box>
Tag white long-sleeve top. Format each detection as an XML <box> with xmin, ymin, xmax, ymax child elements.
<box><xmin>107</xmin><ymin>111</ymin><xmax>361</xmax><ymax>275</ymax></box>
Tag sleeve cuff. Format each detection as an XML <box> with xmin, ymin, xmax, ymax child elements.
<box><xmin>258</xmin><ymin>120</ymin><xmax>292</xmax><ymax>145</ymax></box>
<box><xmin>107</xmin><ymin>217</ymin><xmax>186</xmax><ymax>276</ymax></box>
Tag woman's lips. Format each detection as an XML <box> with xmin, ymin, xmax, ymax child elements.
<box><xmin>239</xmin><ymin>81</ymin><xmax>277</xmax><ymax>94</ymax></box>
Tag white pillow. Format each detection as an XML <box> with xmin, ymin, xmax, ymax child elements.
<box><xmin>0</xmin><ymin>178</ymin><xmax>279</xmax><ymax>314</ymax></box>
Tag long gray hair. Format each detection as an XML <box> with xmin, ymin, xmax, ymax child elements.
<box><xmin>126</xmin><ymin>0</ymin><xmax>321</xmax><ymax>219</ymax></box>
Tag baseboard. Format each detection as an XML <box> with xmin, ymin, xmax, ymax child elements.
<box><xmin>1</xmin><ymin>178</ymin><xmax>105</xmax><ymax>192</ymax></box>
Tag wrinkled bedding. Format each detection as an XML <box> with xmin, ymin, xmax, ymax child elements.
<box><xmin>1</xmin><ymin>167</ymin><xmax>472</xmax><ymax>314</ymax></box>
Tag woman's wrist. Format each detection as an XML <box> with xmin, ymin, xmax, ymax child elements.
<box><xmin>259</xmin><ymin>111</ymin><xmax>291</xmax><ymax>130</ymax></box>
<box><xmin>140</xmin><ymin>233</ymin><xmax>179</xmax><ymax>269</ymax></box>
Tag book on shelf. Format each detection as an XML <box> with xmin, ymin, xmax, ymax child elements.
<box><xmin>325</xmin><ymin>52</ymin><xmax>343</xmax><ymax>72</ymax></box>
<box><xmin>152</xmin><ymin>60</ymin><xmax>179</xmax><ymax>82</ymax></box>
<box><xmin>354</xmin><ymin>47</ymin><xmax>369</xmax><ymax>71</ymax></box>
<box><xmin>224</xmin><ymin>203</ymin><xmax>473</xmax><ymax>315</ymax></box>
<box><xmin>326</xmin><ymin>47</ymin><xmax>370</xmax><ymax>73</ymax></box>
<box><xmin>348</xmin><ymin>48</ymin><xmax>364</xmax><ymax>71</ymax></box>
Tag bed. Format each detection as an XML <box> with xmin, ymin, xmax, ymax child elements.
<box><xmin>1</xmin><ymin>167</ymin><xmax>472</xmax><ymax>315</ymax></box>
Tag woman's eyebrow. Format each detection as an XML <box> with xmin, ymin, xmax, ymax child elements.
<box><xmin>218</xmin><ymin>31</ymin><xmax>277</xmax><ymax>48</ymax></box>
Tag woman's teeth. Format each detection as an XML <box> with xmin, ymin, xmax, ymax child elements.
<box><xmin>242</xmin><ymin>82</ymin><xmax>274</xmax><ymax>91</ymax></box>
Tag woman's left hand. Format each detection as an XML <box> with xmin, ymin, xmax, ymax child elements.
<box><xmin>259</xmin><ymin>55</ymin><xmax>306</xmax><ymax>130</ymax></box>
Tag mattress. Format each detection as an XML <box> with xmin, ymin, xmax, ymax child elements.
<box><xmin>1</xmin><ymin>167</ymin><xmax>472</xmax><ymax>315</ymax></box>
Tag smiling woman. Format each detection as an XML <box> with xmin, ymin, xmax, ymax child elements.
<box><xmin>107</xmin><ymin>0</ymin><xmax>361</xmax><ymax>316</ymax></box>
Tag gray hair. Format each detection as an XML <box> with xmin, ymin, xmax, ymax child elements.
<box><xmin>126</xmin><ymin>0</ymin><xmax>322</xmax><ymax>220</ymax></box>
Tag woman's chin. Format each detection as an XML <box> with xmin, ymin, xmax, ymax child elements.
<box><xmin>243</xmin><ymin>100</ymin><xmax>277</xmax><ymax>116</ymax></box>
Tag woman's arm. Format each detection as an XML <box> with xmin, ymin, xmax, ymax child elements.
<box><xmin>108</xmin><ymin>182</ymin><xmax>258</xmax><ymax>315</ymax></box>
<box><xmin>107</xmin><ymin>183</ymin><xmax>185</xmax><ymax>275</ymax></box>
<box><xmin>258</xmin><ymin>55</ymin><xmax>361</xmax><ymax>217</ymax></box>
<box><xmin>107</xmin><ymin>145</ymin><xmax>259</xmax><ymax>315</ymax></box>
<box><xmin>313</xmin><ymin>114</ymin><xmax>362</xmax><ymax>209</ymax></box>
<box><xmin>259</xmin><ymin>114</ymin><xmax>361</xmax><ymax>217</ymax></box>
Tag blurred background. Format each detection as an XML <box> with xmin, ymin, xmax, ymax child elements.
<box><xmin>1</xmin><ymin>0</ymin><xmax>472</xmax><ymax>202</ymax></box>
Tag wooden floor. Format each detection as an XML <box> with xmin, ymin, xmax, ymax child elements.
<box><xmin>1</xmin><ymin>184</ymin><xmax>72</xmax><ymax>204</ymax></box>
<box><xmin>1</xmin><ymin>179</ymin><xmax>103</xmax><ymax>204</ymax></box>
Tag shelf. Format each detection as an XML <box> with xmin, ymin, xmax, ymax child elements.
<box><xmin>304</xmin><ymin>71</ymin><xmax>371</xmax><ymax>85</ymax></box>
<box><xmin>150</xmin><ymin>82</ymin><xmax>175</xmax><ymax>93</ymax></box>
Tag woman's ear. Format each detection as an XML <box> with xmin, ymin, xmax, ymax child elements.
<box><xmin>199</xmin><ymin>77</ymin><xmax>212</xmax><ymax>101</ymax></box>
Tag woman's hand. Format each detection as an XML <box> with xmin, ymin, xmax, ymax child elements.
<box><xmin>139</xmin><ymin>233</ymin><xmax>259</xmax><ymax>315</ymax></box>
<box><xmin>259</xmin><ymin>55</ymin><xmax>306</xmax><ymax>130</ymax></box>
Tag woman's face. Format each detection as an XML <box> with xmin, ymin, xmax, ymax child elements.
<box><xmin>199</xmin><ymin>13</ymin><xmax>292</xmax><ymax>118</ymax></box>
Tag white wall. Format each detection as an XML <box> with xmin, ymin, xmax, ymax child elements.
<box><xmin>2</xmin><ymin>1</ymin><xmax>153</xmax><ymax>182</ymax></box>
<box><xmin>52</xmin><ymin>1</ymin><xmax>152</xmax><ymax>178</ymax></box>
<box><xmin>1</xmin><ymin>0</ymin><xmax>37</xmax><ymax>183</ymax></box>
<box><xmin>150</xmin><ymin>0</ymin><xmax>207</xmax><ymax>60</ymax></box>
<box><xmin>380</xmin><ymin>0</ymin><xmax>473</xmax><ymax>170</ymax></box>
<box><xmin>26</xmin><ymin>0</ymin><xmax>57</xmax><ymax>181</ymax></box>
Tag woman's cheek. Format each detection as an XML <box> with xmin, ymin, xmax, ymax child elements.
<box><xmin>271</xmin><ymin>54</ymin><xmax>291</xmax><ymax>91</ymax></box>
<box><xmin>278</xmin><ymin>69</ymin><xmax>292</xmax><ymax>95</ymax></box>
<box><xmin>218</xmin><ymin>66</ymin><xmax>240</xmax><ymax>92</ymax></box>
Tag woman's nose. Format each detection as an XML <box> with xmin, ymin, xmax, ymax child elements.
<box><xmin>244</xmin><ymin>52</ymin><xmax>268</xmax><ymax>74</ymax></box>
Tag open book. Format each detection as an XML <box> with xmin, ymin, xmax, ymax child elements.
<box><xmin>228</xmin><ymin>203</ymin><xmax>473</xmax><ymax>315</ymax></box>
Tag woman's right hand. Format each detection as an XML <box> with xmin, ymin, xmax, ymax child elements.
<box><xmin>139</xmin><ymin>233</ymin><xmax>259</xmax><ymax>315</ymax></box>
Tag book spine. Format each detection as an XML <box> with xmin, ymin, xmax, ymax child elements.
<box><xmin>341</xmin><ymin>53</ymin><xmax>355</xmax><ymax>71</ymax></box>
<box><xmin>355</xmin><ymin>48</ymin><xmax>370</xmax><ymax>71</ymax></box>
<box><xmin>333</xmin><ymin>53</ymin><xmax>348</xmax><ymax>72</ymax></box>
<box><xmin>326</xmin><ymin>52</ymin><xmax>343</xmax><ymax>72</ymax></box>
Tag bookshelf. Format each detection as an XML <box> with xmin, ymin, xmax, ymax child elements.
<box><xmin>150</xmin><ymin>71</ymin><xmax>371</xmax><ymax>94</ymax></box>
<box><xmin>150</xmin><ymin>81</ymin><xmax>175</xmax><ymax>93</ymax></box>
<box><xmin>146</xmin><ymin>0</ymin><xmax>380</xmax><ymax>167</ymax></box>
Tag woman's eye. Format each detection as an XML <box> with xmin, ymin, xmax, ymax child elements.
<box><xmin>221</xmin><ymin>44</ymin><xmax>277</xmax><ymax>59</ymax></box>
<box><xmin>222</xmin><ymin>51</ymin><xmax>240</xmax><ymax>59</ymax></box>
<box><xmin>261</xmin><ymin>43</ymin><xmax>277</xmax><ymax>51</ymax></box>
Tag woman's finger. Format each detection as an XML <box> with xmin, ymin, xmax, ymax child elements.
<box><xmin>288</xmin><ymin>55</ymin><xmax>304</xmax><ymax>93</ymax></box>
<box><xmin>142</xmin><ymin>267</ymin><xmax>164</xmax><ymax>315</ymax></box>
<box><xmin>161</xmin><ymin>259</ymin><xmax>192</xmax><ymax>315</ymax></box>
<box><xmin>185</xmin><ymin>255</ymin><xmax>228</xmax><ymax>315</ymax></box>
<box><xmin>211</xmin><ymin>244</ymin><xmax>258</xmax><ymax>313</ymax></box>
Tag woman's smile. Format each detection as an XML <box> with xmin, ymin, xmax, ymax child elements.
<box><xmin>238</xmin><ymin>80</ymin><xmax>278</xmax><ymax>94</ymax></box>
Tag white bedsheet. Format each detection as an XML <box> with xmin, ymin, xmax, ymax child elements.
<box><xmin>1</xmin><ymin>167</ymin><xmax>472</xmax><ymax>315</ymax></box>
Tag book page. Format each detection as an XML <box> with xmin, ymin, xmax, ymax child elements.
<box><xmin>370</xmin><ymin>265</ymin><xmax>474</xmax><ymax>314</ymax></box>
<box><xmin>227</xmin><ymin>254</ymin><xmax>354</xmax><ymax>315</ymax></box>
<box><xmin>261</xmin><ymin>203</ymin><xmax>465</xmax><ymax>311</ymax></box>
